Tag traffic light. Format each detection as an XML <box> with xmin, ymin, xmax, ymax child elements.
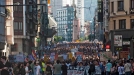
<box><xmin>106</xmin><ymin>45</ymin><xmax>110</xmax><ymax>49</ymax></box>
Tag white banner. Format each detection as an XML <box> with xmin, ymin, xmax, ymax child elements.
<box><xmin>67</xmin><ymin>66</ymin><xmax>86</xmax><ymax>75</ymax></box>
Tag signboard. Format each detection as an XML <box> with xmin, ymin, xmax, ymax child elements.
<box><xmin>123</xmin><ymin>41</ymin><xmax>130</xmax><ymax>45</ymax></box>
<box><xmin>114</xmin><ymin>35</ymin><xmax>122</xmax><ymax>46</ymax></box>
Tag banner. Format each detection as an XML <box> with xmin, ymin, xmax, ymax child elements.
<box><xmin>28</xmin><ymin>55</ymin><xmax>35</xmax><ymax>61</ymax></box>
<box><xmin>32</xmin><ymin>50</ymin><xmax>37</xmax><ymax>60</ymax></box>
<box><xmin>77</xmin><ymin>55</ymin><xmax>82</xmax><ymax>62</ymax></box>
<box><xmin>67</xmin><ymin>66</ymin><xmax>85</xmax><ymax>75</ymax></box>
<box><xmin>63</xmin><ymin>54</ymin><xmax>67</xmax><ymax>60</ymax></box>
<box><xmin>16</xmin><ymin>54</ymin><xmax>25</xmax><ymax>62</ymax></box>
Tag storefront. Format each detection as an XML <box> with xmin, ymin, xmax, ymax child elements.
<box><xmin>109</xmin><ymin>29</ymin><xmax>134</xmax><ymax>59</ymax></box>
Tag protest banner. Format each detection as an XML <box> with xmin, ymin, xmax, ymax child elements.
<box><xmin>67</xmin><ymin>66</ymin><xmax>86</xmax><ymax>75</ymax></box>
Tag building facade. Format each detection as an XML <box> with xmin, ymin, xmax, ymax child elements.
<box><xmin>12</xmin><ymin>0</ymin><xmax>26</xmax><ymax>55</ymax></box>
<box><xmin>108</xmin><ymin>0</ymin><xmax>134</xmax><ymax>58</ymax></box>
<box><xmin>25</xmin><ymin>0</ymin><xmax>38</xmax><ymax>54</ymax></box>
<box><xmin>0</xmin><ymin>0</ymin><xmax>6</xmax><ymax>56</ymax></box>
<box><xmin>50</xmin><ymin>0</ymin><xmax>63</xmax><ymax>18</ymax></box>
<box><xmin>56</xmin><ymin>6</ymin><xmax>74</xmax><ymax>42</ymax></box>
<box><xmin>103</xmin><ymin>0</ymin><xmax>109</xmax><ymax>31</ymax></box>
<box><xmin>84</xmin><ymin>21</ymin><xmax>90</xmax><ymax>38</ymax></box>
<box><xmin>76</xmin><ymin>0</ymin><xmax>84</xmax><ymax>37</ymax></box>
<box><xmin>11</xmin><ymin>0</ymin><xmax>38</xmax><ymax>55</ymax></box>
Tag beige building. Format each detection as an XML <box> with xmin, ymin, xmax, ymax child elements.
<box><xmin>109</xmin><ymin>0</ymin><xmax>134</xmax><ymax>30</ymax></box>
<box><xmin>108</xmin><ymin>0</ymin><xmax>134</xmax><ymax>58</ymax></box>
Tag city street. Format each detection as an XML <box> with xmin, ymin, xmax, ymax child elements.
<box><xmin>0</xmin><ymin>0</ymin><xmax>134</xmax><ymax>75</ymax></box>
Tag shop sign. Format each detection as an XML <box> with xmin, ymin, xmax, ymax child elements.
<box><xmin>114</xmin><ymin>35</ymin><xmax>122</xmax><ymax>46</ymax></box>
<box><xmin>123</xmin><ymin>41</ymin><xmax>130</xmax><ymax>45</ymax></box>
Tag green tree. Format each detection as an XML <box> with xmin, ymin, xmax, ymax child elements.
<box><xmin>79</xmin><ymin>37</ymin><xmax>85</xmax><ymax>41</ymax></box>
<box><xmin>54</xmin><ymin>36</ymin><xmax>62</xmax><ymax>43</ymax></box>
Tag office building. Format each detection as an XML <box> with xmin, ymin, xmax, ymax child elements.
<box><xmin>56</xmin><ymin>6</ymin><xmax>74</xmax><ymax>42</ymax></box>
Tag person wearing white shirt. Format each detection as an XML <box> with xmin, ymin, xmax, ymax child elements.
<box><xmin>35</xmin><ymin>61</ymin><xmax>41</xmax><ymax>75</ymax></box>
<box><xmin>25</xmin><ymin>62</ymin><xmax>30</xmax><ymax>75</ymax></box>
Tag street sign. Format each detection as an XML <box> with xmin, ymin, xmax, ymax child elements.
<box><xmin>114</xmin><ymin>35</ymin><xmax>122</xmax><ymax>46</ymax></box>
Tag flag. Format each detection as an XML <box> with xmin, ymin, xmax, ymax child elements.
<box><xmin>32</xmin><ymin>50</ymin><xmax>37</xmax><ymax>60</ymax></box>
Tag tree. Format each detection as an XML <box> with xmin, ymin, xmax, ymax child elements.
<box><xmin>79</xmin><ymin>37</ymin><xmax>85</xmax><ymax>41</ymax></box>
<box><xmin>54</xmin><ymin>36</ymin><xmax>62</xmax><ymax>43</ymax></box>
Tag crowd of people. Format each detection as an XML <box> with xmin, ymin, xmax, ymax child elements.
<box><xmin>44</xmin><ymin>43</ymin><xmax>100</xmax><ymax>55</ymax></box>
<box><xmin>0</xmin><ymin>54</ymin><xmax>134</xmax><ymax>75</ymax></box>
<box><xmin>0</xmin><ymin>43</ymin><xmax>133</xmax><ymax>75</ymax></box>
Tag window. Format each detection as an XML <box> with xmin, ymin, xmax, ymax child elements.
<box><xmin>14</xmin><ymin>22</ymin><xmax>23</xmax><ymax>30</ymax></box>
<box><xmin>130</xmin><ymin>19</ymin><xmax>134</xmax><ymax>29</ymax></box>
<box><xmin>130</xmin><ymin>0</ymin><xmax>134</xmax><ymax>9</ymax></box>
<box><xmin>111</xmin><ymin>2</ymin><xmax>114</xmax><ymax>12</ymax></box>
<box><xmin>118</xmin><ymin>1</ymin><xmax>124</xmax><ymax>11</ymax></box>
<box><xmin>13</xmin><ymin>6</ymin><xmax>17</xmax><ymax>11</ymax></box>
<box><xmin>113</xmin><ymin>20</ymin><xmax>116</xmax><ymax>29</ymax></box>
<box><xmin>119</xmin><ymin>19</ymin><xmax>126</xmax><ymax>29</ymax></box>
<box><xmin>14</xmin><ymin>22</ymin><xmax>18</xmax><ymax>30</ymax></box>
<box><xmin>19</xmin><ymin>22</ymin><xmax>23</xmax><ymax>30</ymax></box>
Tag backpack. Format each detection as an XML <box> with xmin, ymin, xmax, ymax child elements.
<box><xmin>89</xmin><ymin>64</ymin><xmax>95</xmax><ymax>72</ymax></box>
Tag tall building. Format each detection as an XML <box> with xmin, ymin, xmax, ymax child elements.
<box><xmin>76</xmin><ymin>0</ymin><xmax>84</xmax><ymax>37</ymax></box>
<box><xmin>11</xmin><ymin>0</ymin><xmax>26</xmax><ymax>55</ymax></box>
<box><xmin>50</xmin><ymin>0</ymin><xmax>72</xmax><ymax>18</ymax></box>
<box><xmin>103</xmin><ymin>0</ymin><xmax>109</xmax><ymax>31</ymax></box>
<box><xmin>56</xmin><ymin>6</ymin><xmax>74</xmax><ymax>42</ymax></box>
<box><xmin>108</xmin><ymin>0</ymin><xmax>134</xmax><ymax>58</ymax></box>
<box><xmin>96</xmin><ymin>0</ymin><xmax>103</xmax><ymax>41</ymax></box>
<box><xmin>11</xmin><ymin>0</ymin><xmax>38</xmax><ymax>55</ymax></box>
<box><xmin>84</xmin><ymin>0</ymin><xmax>97</xmax><ymax>21</ymax></box>
<box><xmin>25</xmin><ymin>0</ymin><xmax>38</xmax><ymax>54</ymax></box>
<box><xmin>50</xmin><ymin>0</ymin><xmax>63</xmax><ymax>18</ymax></box>
<box><xmin>0</xmin><ymin>0</ymin><xmax>6</xmax><ymax>51</ymax></box>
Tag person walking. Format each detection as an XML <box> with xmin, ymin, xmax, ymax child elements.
<box><xmin>53</xmin><ymin>60</ymin><xmax>62</xmax><ymax>75</ymax></box>
<box><xmin>61</xmin><ymin>61</ymin><xmax>67</xmax><ymax>75</ymax></box>
<box><xmin>124</xmin><ymin>60</ymin><xmax>131</xmax><ymax>75</ymax></box>
<box><xmin>105</xmin><ymin>60</ymin><xmax>112</xmax><ymax>75</ymax></box>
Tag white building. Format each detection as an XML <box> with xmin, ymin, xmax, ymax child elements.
<box><xmin>50</xmin><ymin>0</ymin><xmax>72</xmax><ymax>18</ymax></box>
<box><xmin>56</xmin><ymin>6</ymin><xmax>74</xmax><ymax>42</ymax></box>
<box><xmin>50</xmin><ymin>0</ymin><xmax>63</xmax><ymax>18</ymax></box>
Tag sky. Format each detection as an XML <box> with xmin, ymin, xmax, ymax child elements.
<box><xmin>63</xmin><ymin>0</ymin><xmax>71</xmax><ymax>6</ymax></box>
